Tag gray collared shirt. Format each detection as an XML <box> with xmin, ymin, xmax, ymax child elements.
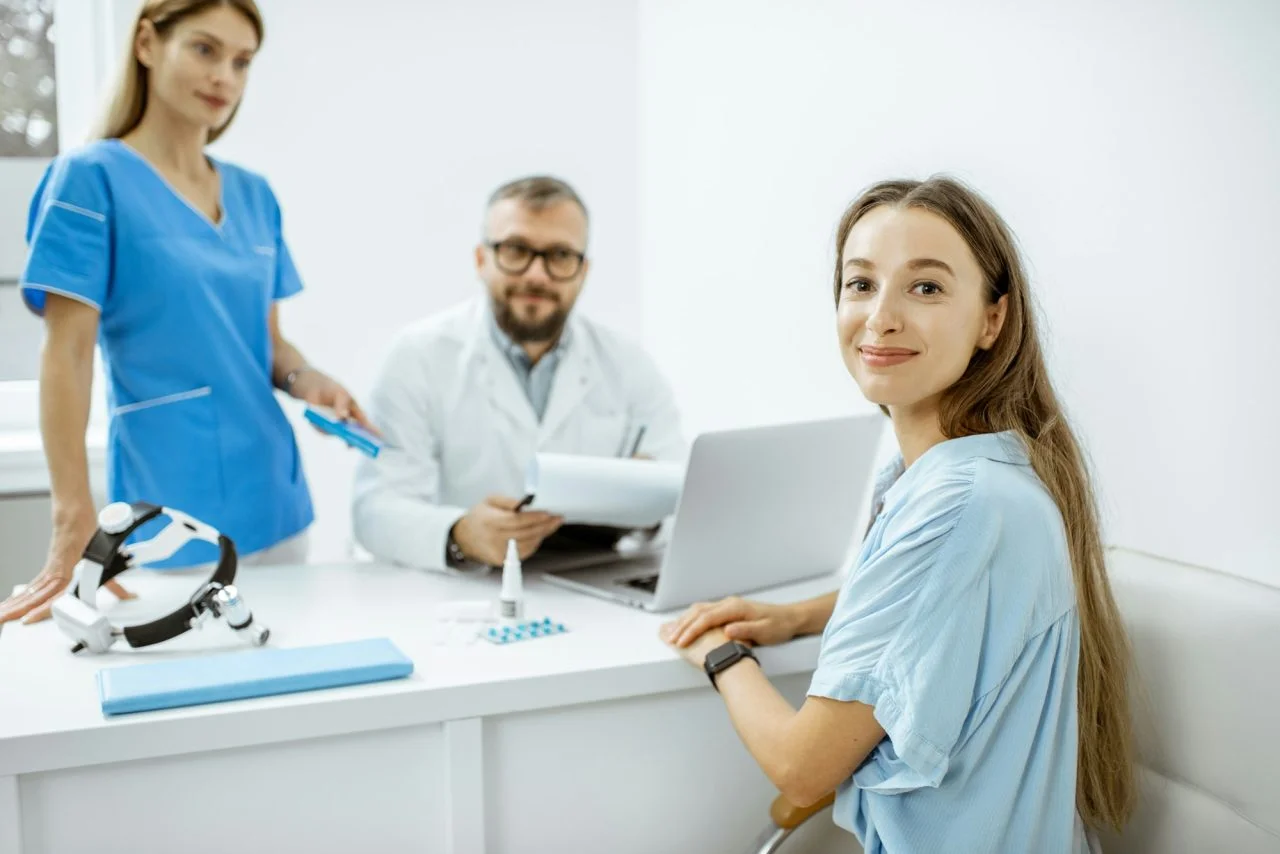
<box><xmin>488</xmin><ymin>312</ymin><xmax>571</xmax><ymax>421</ymax></box>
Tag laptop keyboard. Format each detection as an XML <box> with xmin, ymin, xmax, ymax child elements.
<box><xmin>617</xmin><ymin>573</ymin><xmax>659</xmax><ymax>593</ymax></box>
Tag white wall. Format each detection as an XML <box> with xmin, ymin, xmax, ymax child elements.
<box><xmin>0</xmin><ymin>0</ymin><xmax>120</xmax><ymax>272</ymax></box>
<box><xmin>207</xmin><ymin>0</ymin><xmax>641</xmax><ymax>560</ymax></box>
<box><xmin>0</xmin><ymin>160</ymin><xmax>46</xmax><ymax>281</ymax></box>
<box><xmin>1</xmin><ymin>2</ymin><xmax>122</xmax><ymax>455</ymax></box>
<box><xmin>638</xmin><ymin>0</ymin><xmax>1280</xmax><ymax>585</ymax></box>
<box><xmin>0</xmin><ymin>0</ymin><xmax>116</xmax><ymax>387</ymax></box>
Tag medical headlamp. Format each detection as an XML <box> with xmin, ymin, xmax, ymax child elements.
<box><xmin>51</xmin><ymin>501</ymin><xmax>269</xmax><ymax>654</ymax></box>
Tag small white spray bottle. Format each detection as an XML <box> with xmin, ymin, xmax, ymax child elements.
<box><xmin>499</xmin><ymin>538</ymin><xmax>524</xmax><ymax>623</ymax></box>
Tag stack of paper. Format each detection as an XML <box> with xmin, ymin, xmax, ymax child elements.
<box><xmin>524</xmin><ymin>454</ymin><xmax>685</xmax><ymax>528</ymax></box>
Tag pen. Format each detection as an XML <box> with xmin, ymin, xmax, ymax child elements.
<box><xmin>625</xmin><ymin>424</ymin><xmax>647</xmax><ymax>458</ymax></box>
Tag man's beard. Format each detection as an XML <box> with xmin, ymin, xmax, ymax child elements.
<box><xmin>492</xmin><ymin>288</ymin><xmax>569</xmax><ymax>344</ymax></box>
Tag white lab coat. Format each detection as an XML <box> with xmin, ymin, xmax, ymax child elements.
<box><xmin>352</xmin><ymin>298</ymin><xmax>686</xmax><ymax>571</ymax></box>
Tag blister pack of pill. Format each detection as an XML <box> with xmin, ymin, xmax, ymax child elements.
<box><xmin>477</xmin><ymin>618</ymin><xmax>568</xmax><ymax>644</ymax></box>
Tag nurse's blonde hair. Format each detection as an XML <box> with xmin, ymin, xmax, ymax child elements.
<box><xmin>832</xmin><ymin>177</ymin><xmax>1137</xmax><ymax>831</ymax></box>
<box><xmin>93</xmin><ymin>0</ymin><xmax>263</xmax><ymax>143</ymax></box>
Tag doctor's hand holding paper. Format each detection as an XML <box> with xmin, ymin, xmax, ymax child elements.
<box><xmin>352</xmin><ymin>176</ymin><xmax>685</xmax><ymax>572</ymax></box>
<box><xmin>450</xmin><ymin>495</ymin><xmax>563</xmax><ymax>569</ymax></box>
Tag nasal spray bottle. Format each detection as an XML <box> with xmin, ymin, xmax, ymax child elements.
<box><xmin>499</xmin><ymin>538</ymin><xmax>524</xmax><ymax>623</ymax></box>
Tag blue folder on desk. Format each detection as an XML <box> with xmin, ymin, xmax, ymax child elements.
<box><xmin>97</xmin><ymin>638</ymin><xmax>414</xmax><ymax>716</ymax></box>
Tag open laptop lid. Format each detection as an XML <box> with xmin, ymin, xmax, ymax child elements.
<box><xmin>649</xmin><ymin>413</ymin><xmax>885</xmax><ymax>611</ymax></box>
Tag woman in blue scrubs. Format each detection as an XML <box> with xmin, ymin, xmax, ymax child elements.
<box><xmin>0</xmin><ymin>0</ymin><xmax>371</xmax><ymax>624</ymax></box>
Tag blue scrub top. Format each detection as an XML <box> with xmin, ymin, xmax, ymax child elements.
<box><xmin>20</xmin><ymin>139</ymin><xmax>313</xmax><ymax>565</ymax></box>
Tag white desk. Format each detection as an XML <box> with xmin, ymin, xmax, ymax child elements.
<box><xmin>0</xmin><ymin>429</ymin><xmax>106</xmax><ymax>496</ymax></box>
<box><xmin>0</xmin><ymin>562</ymin><xmax>840</xmax><ymax>854</ymax></box>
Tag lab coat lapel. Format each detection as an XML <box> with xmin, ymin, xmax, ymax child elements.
<box><xmin>539</xmin><ymin>329</ymin><xmax>598</xmax><ymax>443</ymax></box>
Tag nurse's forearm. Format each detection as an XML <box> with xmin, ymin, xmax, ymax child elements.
<box><xmin>270</xmin><ymin>335</ymin><xmax>309</xmax><ymax>392</ymax></box>
<box><xmin>39</xmin><ymin>307</ymin><xmax>97</xmax><ymax>522</ymax></box>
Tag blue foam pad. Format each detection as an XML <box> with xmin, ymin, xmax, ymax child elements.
<box><xmin>96</xmin><ymin>638</ymin><xmax>414</xmax><ymax>716</ymax></box>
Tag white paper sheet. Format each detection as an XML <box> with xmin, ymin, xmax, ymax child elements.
<box><xmin>524</xmin><ymin>454</ymin><xmax>685</xmax><ymax>528</ymax></box>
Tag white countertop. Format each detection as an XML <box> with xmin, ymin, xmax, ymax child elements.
<box><xmin>0</xmin><ymin>561</ymin><xmax>833</xmax><ymax>777</ymax></box>
<box><xmin>0</xmin><ymin>428</ymin><xmax>106</xmax><ymax>495</ymax></box>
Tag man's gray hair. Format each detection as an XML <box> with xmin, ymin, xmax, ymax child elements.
<box><xmin>486</xmin><ymin>175</ymin><xmax>589</xmax><ymax>223</ymax></box>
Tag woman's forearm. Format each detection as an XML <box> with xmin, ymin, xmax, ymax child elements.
<box><xmin>795</xmin><ymin>591</ymin><xmax>838</xmax><ymax>636</ymax></box>
<box><xmin>39</xmin><ymin>325</ymin><xmax>96</xmax><ymax>523</ymax></box>
<box><xmin>717</xmin><ymin>660</ymin><xmax>801</xmax><ymax>791</ymax></box>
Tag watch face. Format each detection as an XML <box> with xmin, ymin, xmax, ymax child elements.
<box><xmin>708</xmin><ymin>642</ymin><xmax>741</xmax><ymax>669</ymax></box>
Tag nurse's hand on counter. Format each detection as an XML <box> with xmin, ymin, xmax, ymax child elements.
<box><xmin>289</xmin><ymin>369</ymin><xmax>379</xmax><ymax>435</ymax></box>
<box><xmin>0</xmin><ymin>512</ymin><xmax>136</xmax><ymax>626</ymax></box>
<box><xmin>452</xmin><ymin>495</ymin><xmax>564</xmax><ymax>567</ymax></box>
<box><xmin>660</xmin><ymin>597</ymin><xmax>805</xmax><ymax>650</ymax></box>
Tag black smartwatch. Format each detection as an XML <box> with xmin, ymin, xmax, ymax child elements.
<box><xmin>703</xmin><ymin>640</ymin><xmax>758</xmax><ymax>691</ymax></box>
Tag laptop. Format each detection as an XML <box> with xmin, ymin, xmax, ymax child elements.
<box><xmin>536</xmin><ymin>414</ymin><xmax>884</xmax><ymax>612</ymax></box>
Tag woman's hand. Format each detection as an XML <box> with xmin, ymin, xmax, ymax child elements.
<box><xmin>290</xmin><ymin>369</ymin><xmax>378</xmax><ymax>435</ymax></box>
<box><xmin>667</xmin><ymin>625</ymin><xmax>733</xmax><ymax>669</ymax></box>
<box><xmin>659</xmin><ymin>596</ymin><xmax>806</xmax><ymax>650</ymax></box>
<box><xmin>3</xmin><ymin>294</ymin><xmax>136</xmax><ymax>625</ymax></box>
<box><xmin>0</xmin><ymin>509</ymin><xmax>135</xmax><ymax>625</ymax></box>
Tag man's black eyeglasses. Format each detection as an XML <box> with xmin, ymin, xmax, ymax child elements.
<box><xmin>487</xmin><ymin>240</ymin><xmax>586</xmax><ymax>281</ymax></box>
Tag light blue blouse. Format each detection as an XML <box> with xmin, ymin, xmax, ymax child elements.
<box><xmin>809</xmin><ymin>431</ymin><xmax>1086</xmax><ymax>853</ymax></box>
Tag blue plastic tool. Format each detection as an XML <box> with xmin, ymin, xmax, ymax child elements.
<box><xmin>303</xmin><ymin>406</ymin><xmax>383</xmax><ymax>457</ymax></box>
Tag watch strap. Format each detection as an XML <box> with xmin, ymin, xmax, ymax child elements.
<box><xmin>282</xmin><ymin>366</ymin><xmax>314</xmax><ymax>395</ymax></box>
<box><xmin>445</xmin><ymin>527</ymin><xmax>469</xmax><ymax>569</ymax></box>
